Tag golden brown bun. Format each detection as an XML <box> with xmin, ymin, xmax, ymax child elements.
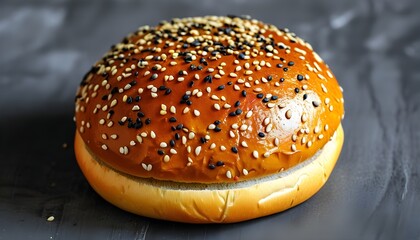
<box><xmin>75</xmin><ymin>124</ymin><xmax>344</xmax><ymax>223</ymax></box>
<box><xmin>74</xmin><ymin>16</ymin><xmax>344</xmax><ymax>184</ymax></box>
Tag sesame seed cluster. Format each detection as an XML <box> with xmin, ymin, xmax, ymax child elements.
<box><xmin>75</xmin><ymin>15</ymin><xmax>344</xmax><ymax>183</ymax></box>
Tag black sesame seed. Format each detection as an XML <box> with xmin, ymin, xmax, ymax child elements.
<box><xmin>189</xmin><ymin>64</ymin><xmax>196</xmax><ymax>70</ymax></box>
<box><xmin>216</xmin><ymin>161</ymin><xmax>224</xmax><ymax>166</ymax></box>
<box><xmin>174</xmin><ymin>133</ymin><xmax>180</xmax><ymax>140</ymax></box>
<box><xmin>208</xmin><ymin>163</ymin><xmax>216</xmax><ymax>170</ymax></box>
<box><xmin>256</xmin><ymin>93</ymin><xmax>264</xmax><ymax>99</ymax></box>
<box><xmin>214</xmin><ymin>120</ymin><xmax>221</xmax><ymax>125</ymax></box>
<box><xmin>262</xmin><ymin>98</ymin><xmax>270</xmax><ymax>103</ymax></box>
<box><xmin>276</xmin><ymin>63</ymin><xmax>283</xmax><ymax>68</ymax></box>
<box><xmin>267</xmin><ymin>75</ymin><xmax>273</xmax><ymax>81</ymax></box>
<box><xmin>134</xmin><ymin>121</ymin><xmax>143</xmax><ymax>129</ymax></box>
<box><xmin>229</xmin><ymin>111</ymin><xmax>237</xmax><ymax>117</ymax></box>
<box><xmin>182</xmin><ymin>94</ymin><xmax>190</xmax><ymax>100</ymax></box>
<box><xmin>288</xmin><ymin>61</ymin><xmax>294</xmax><ymax>66</ymax></box>
<box><xmin>165</xmin><ymin>88</ymin><xmax>172</xmax><ymax>95</ymax></box>
<box><xmin>135</xmin><ymin>96</ymin><xmax>141</xmax><ymax>102</ymax></box>
<box><xmin>108</xmin><ymin>110</ymin><xmax>114</xmax><ymax>116</ymax></box>
<box><xmin>239</xmin><ymin>53</ymin><xmax>246</xmax><ymax>60</ymax></box>
<box><xmin>258</xmin><ymin>132</ymin><xmax>265</xmax><ymax>138</ymax></box>
<box><xmin>217</xmin><ymin>85</ymin><xmax>225</xmax><ymax>90</ymax></box>
<box><xmin>241</xmin><ymin>90</ymin><xmax>247</xmax><ymax>97</ymax></box>
<box><xmin>214</xmin><ymin>127</ymin><xmax>222</xmax><ymax>132</ymax></box>
<box><xmin>204</xmin><ymin>75</ymin><xmax>213</xmax><ymax>83</ymax></box>
<box><xmin>134</xmin><ymin>71</ymin><xmax>139</xmax><ymax>76</ymax></box>
<box><xmin>197</xmin><ymin>65</ymin><xmax>204</xmax><ymax>70</ymax></box>
<box><xmin>234</xmin><ymin>101</ymin><xmax>240</xmax><ymax>107</ymax></box>
<box><xmin>295</xmin><ymin>88</ymin><xmax>300</xmax><ymax>93</ymax></box>
<box><xmin>157</xmin><ymin>149</ymin><xmax>164</xmax><ymax>155</ymax></box>
<box><xmin>186</xmin><ymin>100</ymin><xmax>192</xmax><ymax>106</ymax></box>
<box><xmin>188</xmin><ymin>81</ymin><xmax>194</xmax><ymax>87</ymax></box>
<box><xmin>184</xmin><ymin>55</ymin><xmax>192</xmax><ymax>63</ymax></box>
<box><xmin>231</xmin><ymin>146</ymin><xmax>238</xmax><ymax>153</ymax></box>
<box><xmin>283</xmin><ymin>68</ymin><xmax>288</xmax><ymax>72</ymax></box>
<box><xmin>111</xmin><ymin>87</ymin><xmax>118</xmax><ymax>94</ymax></box>
<box><xmin>169</xmin><ymin>117</ymin><xmax>177</xmax><ymax>122</ymax></box>
<box><xmin>280</xmin><ymin>78</ymin><xmax>285</xmax><ymax>82</ymax></box>
<box><xmin>145</xmin><ymin>118</ymin><xmax>151</xmax><ymax>125</ymax></box>
<box><xmin>126</xmin><ymin>96</ymin><xmax>133</xmax><ymax>104</ymax></box>
<box><xmin>169</xmin><ymin>139</ymin><xmax>175</xmax><ymax>147</ymax></box>
<box><xmin>200</xmin><ymin>137</ymin><xmax>207</xmax><ymax>144</ymax></box>
<box><xmin>176</xmin><ymin>124</ymin><xmax>183</xmax><ymax>130</ymax></box>
<box><xmin>158</xmin><ymin>85</ymin><xmax>167</xmax><ymax>90</ymax></box>
<box><xmin>171</xmin><ymin>126</ymin><xmax>177</xmax><ymax>131</ymax></box>
<box><xmin>235</xmin><ymin>108</ymin><xmax>242</xmax><ymax>115</ymax></box>
<box><xmin>118</xmin><ymin>120</ymin><xmax>125</xmax><ymax>126</ymax></box>
<box><xmin>137</xmin><ymin>112</ymin><xmax>145</xmax><ymax>118</ymax></box>
<box><xmin>303</xmin><ymin>94</ymin><xmax>308</xmax><ymax>100</ymax></box>
<box><xmin>297</xmin><ymin>74</ymin><xmax>304</xmax><ymax>81</ymax></box>
<box><xmin>271</xmin><ymin>95</ymin><xmax>278</xmax><ymax>100</ymax></box>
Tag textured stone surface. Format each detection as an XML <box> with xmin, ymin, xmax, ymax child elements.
<box><xmin>1</xmin><ymin>0</ymin><xmax>419</xmax><ymax>239</ymax></box>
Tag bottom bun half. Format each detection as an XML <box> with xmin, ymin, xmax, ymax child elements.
<box><xmin>74</xmin><ymin>124</ymin><xmax>344</xmax><ymax>223</ymax></box>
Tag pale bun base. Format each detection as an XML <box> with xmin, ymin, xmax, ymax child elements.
<box><xmin>74</xmin><ymin>124</ymin><xmax>344</xmax><ymax>223</ymax></box>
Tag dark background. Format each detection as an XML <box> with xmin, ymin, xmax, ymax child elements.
<box><xmin>1</xmin><ymin>0</ymin><xmax>420</xmax><ymax>239</ymax></box>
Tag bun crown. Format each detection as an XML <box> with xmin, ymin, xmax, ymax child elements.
<box><xmin>75</xmin><ymin>16</ymin><xmax>344</xmax><ymax>183</ymax></box>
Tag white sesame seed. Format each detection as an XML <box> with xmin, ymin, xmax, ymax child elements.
<box><xmin>240</xmin><ymin>124</ymin><xmax>248</xmax><ymax>131</ymax></box>
<box><xmin>229</xmin><ymin>131</ymin><xmax>235</xmax><ymax>138</ymax></box>
<box><xmin>142</xmin><ymin>163</ymin><xmax>148</xmax><ymax>170</ymax></box>
<box><xmin>101</xmin><ymin>134</ymin><xmax>107</xmax><ymax>140</ymax></box>
<box><xmin>246</xmin><ymin>110</ymin><xmax>253</xmax><ymax>119</ymax></box>
<box><xmin>220</xmin><ymin>146</ymin><xmax>226</xmax><ymax>151</ymax></box>
<box><xmin>263</xmin><ymin>152</ymin><xmax>270</xmax><ymax>158</ymax></box>
<box><xmin>194</xmin><ymin>109</ymin><xmax>200</xmax><ymax>117</ymax></box>
<box><xmin>47</xmin><ymin>216</ymin><xmax>55</xmax><ymax>222</ymax></box>
<box><xmin>150</xmin><ymin>131</ymin><xmax>156</xmax><ymax>139</ymax></box>
<box><xmin>307</xmin><ymin>141</ymin><xmax>313</xmax><ymax>148</ymax></box>
<box><xmin>195</xmin><ymin>146</ymin><xmax>202</xmax><ymax>156</ymax></box>
<box><xmin>136</xmin><ymin>135</ymin><xmax>143</xmax><ymax>143</ymax></box>
<box><xmin>170</xmin><ymin>149</ymin><xmax>177</xmax><ymax>154</ymax></box>
<box><xmin>99</xmin><ymin>119</ymin><xmax>105</xmax><ymax>125</ymax></box>
<box><xmin>132</xmin><ymin>105</ymin><xmax>140</xmax><ymax>111</ymax></box>
<box><xmin>208</xmin><ymin>124</ymin><xmax>216</xmax><ymax>130</ymax></box>
<box><xmin>160</xmin><ymin>142</ymin><xmax>167</xmax><ymax>148</ymax></box>
<box><xmin>242</xmin><ymin>169</ymin><xmax>249</xmax><ymax>176</ymax></box>
<box><xmin>210</xmin><ymin>143</ymin><xmax>216</xmax><ymax>149</ymax></box>
<box><xmin>318</xmin><ymin>134</ymin><xmax>324</xmax><ymax>140</ymax></box>
<box><xmin>214</xmin><ymin>103</ymin><xmax>221</xmax><ymax>110</ymax></box>
<box><xmin>111</xmin><ymin>134</ymin><xmax>118</xmax><ymax>139</ymax></box>
<box><xmin>130</xmin><ymin>141</ymin><xmax>136</xmax><ymax>146</ymax></box>
<box><xmin>292</xmin><ymin>134</ymin><xmax>297</xmax><ymax>141</ymax></box>
<box><xmin>147</xmin><ymin>164</ymin><xmax>152</xmax><ymax>171</ymax></box>
<box><xmin>274</xmin><ymin>138</ymin><xmax>280</xmax><ymax>146</ymax></box>
<box><xmin>286</xmin><ymin>109</ymin><xmax>292</xmax><ymax>119</ymax></box>
<box><xmin>119</xmin><ymin>147</ymin><xmax>124</xmax><ymax>154</ymax></box>
<box><xmin>267</xmin><ymin>103</ymin><xmax>275</xmax><ymax>108</ymax></box>
<box><xmin>231</xmin><ymin>123</ymin><xmax>239</xmax><ymax>129</ymax></box>
<box><xmin>266</xmin><ymin>123</ymin><xmax>273</xmax><ymax>133</ymax></box>
<box><xmin>291</xmin><ymin>144</ymin><xmax>297</xmax><ymax>152</ymax></box>
<box><xmin>101</xmin><ymin>144</ymin><xmax>108</xmax><ymax>150</ymax></box>
<box><xmin>226</xmin><ymin>170</ymin><xmax>232</xmax><ymax>179</ymax></box>
<box><xmin>252</xmin><ymin>150</ymin><xmax>259</xmax><ymax>159</ymax></box>
<box><xmin>263</xmin><ymin>117</ymin><xmax>270</xmax><ymax>125</ymax></box>
<box><xmin>188</xmin><ymin>132</ymin><xmax>195</xmax><ymax>139</ymax></box>
<box><xmin>183</xmin><ymin>107</ymin><xmax>190</xmax><ymax>114</ymax></box>
<box><xmin>241</xmin><ymin>141</ymin><xmax>248</xmax><ymax>148</ymax></box>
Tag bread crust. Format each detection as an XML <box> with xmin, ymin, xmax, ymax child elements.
<box><xmin>74</xmin><ymin>124</ymin><xmax>343</xmax><ymax>223</ymax></box>
<box><xmin>74</xmin><ymin>16</ymin><xmax>345</xmax><ymax>183</ymax></box>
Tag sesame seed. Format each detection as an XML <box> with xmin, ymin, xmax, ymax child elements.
<box><xmin>231</xmin><ymin>146</ymin><xmax>238</xmax><ymax>153</ymax></box>
<box><xmin>274</xmin><ymin>138</ymin><xmax>280</xmax><ymax>146</ymax></box>
<box><xmin>101</xmin><ymin>144</ymin><xmax>108</xmax><ymax>150</ymax></box>
<box><xmin>285</xmin><ymin>109</ymin><xmax>292</xmax><ymax>119</ymax></box>
<box><xmin>226</xmin><ymin>170</ymin><xmax>232</xmax><ymax>179</ymax></box>
<box><xmin>242</xmin><ymin>169</ymin><xmax>249</xmax><ymax>176</ymax></box>
<box><xmin>307</xmin><ymin>141</ymin><xmax>313</xmax><ymax>148</ymax></box>
<box><xmin>195</xmin><ymin>146</ymin><xmax>202</xmax><ymax>156</ymax></box>
<box><xmin>164</xmin><ymin>155</ymin><xmax>170</xmax><ymax>162</ymax></box>
<box><xmin>291</xmin><ymin>144</ymin><xmax>297</xmax><ymax>152</ymax></box>
<box><xmin>252</xmin><ymin>150</ymin><xmax>259</xmax><ymax>159</ymax></box>
<box><xmin>312</xmin><ymin>101</ymin><xmax>320</xmax><ymax>107</ymax></box>
<box><xmin>241</xmin><ymin>141</ymin><xmax>248</xmax><ymax>148</ymax></box>
<box><xmin>194</xmin><ymin>109</ymin><xmax>200</xmax><ymax>117</ymax></box>
<box><xmin>246</xmin><ymin>110</ymin><xmax>253</xmax><ymax>118</ymax></box>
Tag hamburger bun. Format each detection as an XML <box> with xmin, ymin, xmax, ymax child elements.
<box><xmin>74</xmin><ymin>15</ymin><xmax>345</xmax><ymax>223</ymax></box>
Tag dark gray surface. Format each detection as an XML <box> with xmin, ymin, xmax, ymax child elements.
<box><xmin>1</xmin><ymin>0</ymin><xmax>420</xmax><ymax>239</ymax></box>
